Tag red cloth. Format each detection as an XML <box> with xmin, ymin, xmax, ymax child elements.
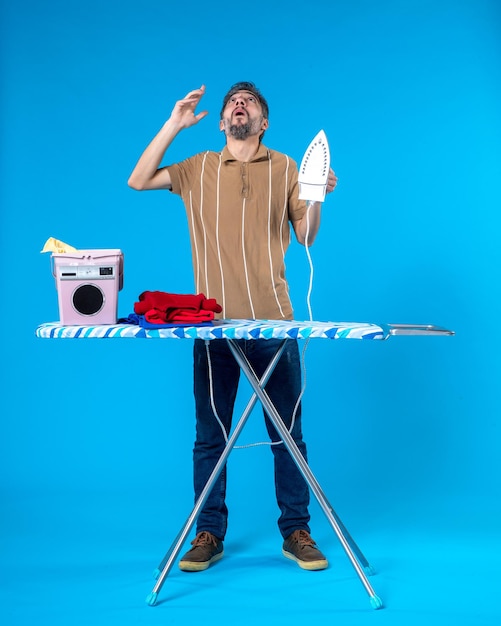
<box><xmin>134</xmin><ymin>291</ymin><xmax>222</xmax><ymax>324</ymax></box>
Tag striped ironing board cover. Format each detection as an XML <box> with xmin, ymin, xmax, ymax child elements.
<box><xmin>35</xmin><ymin>320</ymin><xmax>386</xmax><ymax>340</ymax></box>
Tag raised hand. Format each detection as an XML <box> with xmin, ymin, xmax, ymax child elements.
<box><xmin>170</xmin><ymin>85</ymin><xmax>209</xmax><ymax>129</ymax></box>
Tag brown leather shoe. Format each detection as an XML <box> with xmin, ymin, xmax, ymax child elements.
<box><xmin>179</xmin><ymin>531</ymin><xmax>224</xmax><ymax>572</ymax></box>
<box><xmin>282</xmin><ymin>530</ymin><xmax>328</xmax><ymax>570</ymax></box>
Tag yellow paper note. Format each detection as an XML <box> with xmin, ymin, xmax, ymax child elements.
<box><xmin>40</xmin><ymin>237</ymin><xmax>78</xmax><ymax>254</ymax></box>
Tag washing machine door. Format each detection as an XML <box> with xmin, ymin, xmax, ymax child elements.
<box><xmin>72</xmin><ymin>283</ymin><xmax>105</xmax><ymax>316</ymax></box>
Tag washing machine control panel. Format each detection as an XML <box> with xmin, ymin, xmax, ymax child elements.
<box><xmin>58</xmin><ymin>265</ymin><xmax>116</xmax><ymax>280</ymax></box>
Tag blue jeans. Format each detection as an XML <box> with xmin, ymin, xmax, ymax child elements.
<box><xmin>192</xmin><ymin>338</ymin><xmax>311</xmax><ymax>540</ymax></box>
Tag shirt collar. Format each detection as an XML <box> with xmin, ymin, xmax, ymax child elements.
<box><xmin>221</xmin><ymin>143</ymin><xmax>270</xmax><ymax>163</ymax></box>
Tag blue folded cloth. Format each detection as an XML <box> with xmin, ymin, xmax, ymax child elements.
<box><xmin>119</xmin><ymin>313</ymin><xmax>213</xmax><ymax>329</ymax></box>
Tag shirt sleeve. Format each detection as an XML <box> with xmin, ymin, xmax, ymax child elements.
<box><xmin>165</xmin><ymin>154</ymin><xmax>200</xmax><ymax>196</ymax></box>
<box><xmin>287</xmin><ymin>158</ymin><xmax>308</xmax><ymax>223</ymax></box>
<box><xmin>165</xmin><ymin>162</ymin><xmax>188</xmax><ymax>196</ymax></box>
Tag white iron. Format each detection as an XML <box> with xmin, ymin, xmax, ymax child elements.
<box><xmin>298</xmin><ymin>130</ymin><xmax>330</xmax><ymax>202</ymax></box>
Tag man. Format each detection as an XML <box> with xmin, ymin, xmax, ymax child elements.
<box><xmin>128</xmin><ymin>82</ymin><xmax>338</xmax><ymax>572</ymax></box>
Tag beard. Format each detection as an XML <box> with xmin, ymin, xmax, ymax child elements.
<box><xmin>225</xmin><ymin>115</ymin><xmax>264</xmax><ymax>140</ymax></box>
<box><xmin>229</xmin><ymin>121</ymin><xmax>253</xmax><ymax>140</ymax></box>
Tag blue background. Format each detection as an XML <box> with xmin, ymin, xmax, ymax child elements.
<box><xmin>1</xmin><ymin>0</ymin><xmax>500</xmax><ymax>624</ymax></box>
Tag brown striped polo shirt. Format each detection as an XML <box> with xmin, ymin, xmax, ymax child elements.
<box><xmin>167</xmin><ymin>143</ymin><xmax>307</xmax><ymax>320</ymax></box>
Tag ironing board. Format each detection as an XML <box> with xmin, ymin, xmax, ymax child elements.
<box><xmin>35</xmin><ymin>319</ymin><xmax>454</xmax><ymax>610</ymax></box>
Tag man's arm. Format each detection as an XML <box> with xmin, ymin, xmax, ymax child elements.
<box><xmin>293</xmin><ymin>201</ymin><xmax>322</xmax><ymax>245</ymax></box>
<box><xmin>292</xmin><ymin>168</ymin><xmax>338</xmax><ymax>245</ymax></box>
<box><xmin>128</xmin><ymin>85</ymin><xmax>208</xmax><ymax>191</ymax></box>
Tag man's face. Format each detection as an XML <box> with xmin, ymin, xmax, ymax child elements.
<box><xmin>220</xmin><ymin>90</ymin><xmax>269</xmax><ymax>140</ymax></box>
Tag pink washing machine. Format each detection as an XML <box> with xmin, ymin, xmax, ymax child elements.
<box><xmin>52</xmin><ymin>249</ymin><xmax>124</xmax><ymax>325</ymax></box>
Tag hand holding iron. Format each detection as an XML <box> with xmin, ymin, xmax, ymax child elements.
<box><xmin>326</xmin><ymin>168</ymin><xmax>338</xmax><ymax>195</ymax></box>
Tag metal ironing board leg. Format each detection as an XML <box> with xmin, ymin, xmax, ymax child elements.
<box><xmin>226</xmin><ymin>339</ymin><xmax>383</xmax><ymax>610</ymax></box>
<box><xmin>146</xmin><ymin>340</ymin><xmax>288</xmax><ymax>607</ymax></box>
